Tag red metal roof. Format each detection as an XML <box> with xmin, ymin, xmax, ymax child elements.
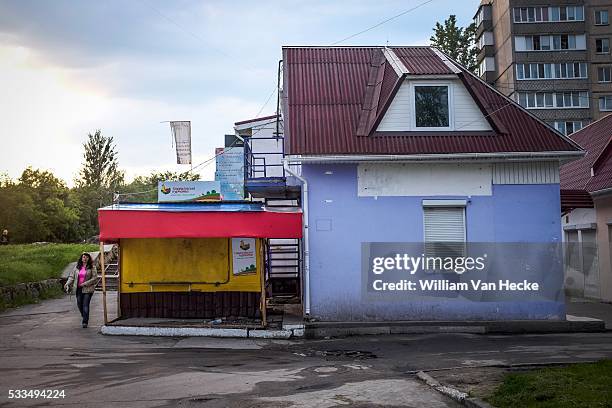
<box><xmin>560</xmin><ymin>114</ymin><xmax>612</xmax><ymax>193</ymax></box>
<box><xmin>390</xmin><ymin>47</ymin><xmax>454</xmax><ymax>75</ymax></box>
<box><xmin>282</xmin><ymin>46</ymin><xmax>582</xmax><ymax>156</ymax></box>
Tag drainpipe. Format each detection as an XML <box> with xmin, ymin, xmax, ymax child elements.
<box><xmin>283</xmin><ymin>159</ymin><xmax>310</xmax><ymax>316</ymax></box>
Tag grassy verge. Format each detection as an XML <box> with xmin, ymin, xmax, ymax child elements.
<box><xmin>487</xmin><ymin>360</ymin><xmax>612</xmax><ymax>408</ymax></box>
<box><xmin>0</xmin><ymin>243</ymin><xmax>98</xmax><ymax>286</ymax></box>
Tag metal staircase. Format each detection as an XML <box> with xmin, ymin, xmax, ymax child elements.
<box><xmin>96</xmin><ymin>261</ymin><xmax>119</xmax><ymax>291</ymax></box>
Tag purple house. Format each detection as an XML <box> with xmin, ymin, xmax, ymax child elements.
<box><xmin>249</xmin><ymin>46</ymin><xmax>584</xmax><ymax>322</ymax></box>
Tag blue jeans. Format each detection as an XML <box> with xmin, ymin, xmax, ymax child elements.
<box><xmin>76</xmin><ymin>287</ymin><xmax>93</xmax><ymax>324</ymax></box>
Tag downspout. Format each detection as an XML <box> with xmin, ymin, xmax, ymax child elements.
<box><xmin>283</xmin><ymin>159</ymin><xmax>310</xmax><ymax>316</ymax></box>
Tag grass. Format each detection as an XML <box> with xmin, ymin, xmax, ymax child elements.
<box><xmin>487</xmin><ymin>360</ymin><xmax>612</xmax><ymax>408</ymax></box>
<box><xmin>0</xmin><ymin>243</ymin><xmax>98</xmax><ymax>286</ymax></box>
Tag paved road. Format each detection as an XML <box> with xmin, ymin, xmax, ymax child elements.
<box><xmin>1</xmin><ymin>294</ymin><xmax>612</xmax><ymax>407</ymax></box>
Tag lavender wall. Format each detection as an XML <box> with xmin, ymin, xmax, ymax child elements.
<box><xmin>302</xmin><ymin>163</ymin><xmax>564</xmax><ymax>321</ymax></box>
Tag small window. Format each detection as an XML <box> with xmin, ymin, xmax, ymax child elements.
<box><xmin>600</xmin><ymin>96</ymin><xmax>612</xmax><ymax>111</ymax></box>
<box><xmin>598</xmin><ymin>66</ymin><xmax>612</xmax><ymax>82</ymax></box>
<box><xmin>414</xmin><ymin>86</ymin><xmax>450</xmax><ymax>128</ymax></box>
<box><xmin>423</xmin><ymin>206</ymin><xmax>466</xmax><ymax>258</ymax></box>
<box><xmin>595</xmin><ymin>10</ymin><xmax>609</xmax><ymax>25</ymax></box>
<box><xmin>596</xmin><ymin>38</ymin><xmax>610</xmax><ymax>54</ymax></box>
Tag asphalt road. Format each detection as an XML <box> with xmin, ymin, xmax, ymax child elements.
<box><xmin>1</xmin><ymin>294</ymin><xmax>612</xmax><ymax>407</ymax></box>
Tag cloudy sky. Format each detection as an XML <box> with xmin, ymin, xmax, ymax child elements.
<box><xmin>0</xmin><ymin>0</ymin><xmax>479</xmax><ymax>185</ymax></box>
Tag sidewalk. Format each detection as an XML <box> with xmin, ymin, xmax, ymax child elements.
<box><xmin>566</xmin><ymin>298</ymin><xmax>612</xmax><ymax>329</ymax></box>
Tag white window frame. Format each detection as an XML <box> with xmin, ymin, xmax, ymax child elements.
<box><xmin>516</xmin><ymin>62</ymin><xmax>587</xmax><ymax>80</ymax></box>
<box><xmin>411</xmin><ymin>82</ymin><xmax>454</xmax><ymax>131</ymax></box>
<box><xmin>595</xmin><ymin>10</ymin><xmax>609</xmax><ymax>25</ymax></box>
<box><xmin>596</xmin><ymin>38</ymin><xmax>610</xmax><ymax>54</ymax></box>
<box><xmin>598</xmin><ymin>66</ymin><xmax>612</xmax><ymax>83</ymax></box>
<box><xmin>517</xmin><ymin>91</ymin><xmax>589</xmax><ymax>109</ymax></box>
<box><xmin>600</xmin><ymin>96</ymin><xmax>612</xmax><ymax>111</ymax></box>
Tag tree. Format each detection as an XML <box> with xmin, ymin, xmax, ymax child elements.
<box><xmin>77</xmin><ymin>130</ymin><xmax>124</xmax><ymax>190</ymax></box>
<box><xmin>0</xmin><ymin>168</ymin><xmax>82</xmax><ymax>243</ymax></box>
<box><xmin>430</xmin><ymin>15</ymin><xmax>478</xmax><ymax>73</ymax></box>
<box><xmin>74</xmin><ymin>130</ymin><xmax>125</xmax><ymax>239</ymax></box>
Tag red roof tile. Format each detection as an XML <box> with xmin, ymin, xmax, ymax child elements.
<box><xmin>561</xmin><ymin>114</ymin><xmax>612</xmax><ymax>193</ymax></box>
<box><xmin>282</xmin><ymin>46</ymin><xmax>582</xmax><ymax>156</ymax></box>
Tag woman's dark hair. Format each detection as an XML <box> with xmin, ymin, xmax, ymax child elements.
<box><xmin>77</xmin><ymin>253</ymin><xmax>93</xmax><ymax>270</ymax></box>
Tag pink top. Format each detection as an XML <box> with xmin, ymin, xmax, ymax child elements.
<box><xmin>78</xmin><ymin>267</ymin><xmax>87</xmax><ymax>287</ymax></box>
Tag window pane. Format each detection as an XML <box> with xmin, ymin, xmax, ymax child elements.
<box><xmin>551</xmin><ymin>7</ymin><xmax>560</xmax><ymax>21</ymax></box>
<box><xmin>568</xmin><ymin>6</ymin><xmax>575</xmax><ymax>20</ymax></box>
<box><xmin>528</xmin><ymin>7</ymin><xmax>535</xmax><ymax>21</ymax></box>
<box><xmin>538</xmin><ymin>64</ymin><xmax>545</xmax><ymax>78</ymax></box>
<box><xmin>580</xmin><ymin>92</ymin><xmax>589</xmax><ymax>107</ymax></box>
<box><xmin>561</xmin><ymin>35</ymin><xmax>569</xmax><ymax>49</ymax></box>
<box><xmin>415</xmin><ymin>86</ymin><xmax>449</xmax><ymax>127</ymax></box>
<box><xmin>545</xmin><ymin>93</ymin><xmax>554</xmax><ymax>107</ymax></box>
<box><xmin>519</xmin><ymin>93</ymin><xmax>527</xmax><ymax>106</ymax></box>
<box><xmin>521</xmin><ymin>8</ymin><xmax>528</xmax><ymax>22</ymax></box>
<box><xmin>569</xmin><ymin>35</ymin><xmax>576</xmax><ymax>49</ymax></box>
<box><xmin>556</xmin><ymin>93</ymin><xmax>564</xmax><ymax>106</ymax></box>
<box><xmin>572</xmin><ymin>92</ymin><xmax>579</xmax><ymax>106</ymax></box>
<box><xmin>560</xmin><ymin>6</ymin><xmax>567</xmax><ymax>20</ymax></box>
<box><xmin>553</xmin><ymin>35</ymin><xmax>561</xmax><ymax>49</ymax></box>
<box><xmin>576</xmin><ymin>6</ymin><xmax>584</xmax><ymax>20</ymax></box>
<box><xmin>536</xmin><ymin>93</ymin><xmax>544</xmax><ymax>107</ymax></box>
<box><xmin>544</xmin><ymin>64</ymin><xmax>552</xmax><ymax>78</ymax></box>
<box><xmin>555</xmin><ymin>64</ymin><xmax>561</xmax><ymax>78</ymax></box>
<box><xmin>527</xmin><ymin>93</ymin><xmax>535</xmax><ymax>107</ymax></box>
<box><xmin>542</xmin><ymin>7</ymin><xmax>549</xmax><ymax>21</ymax></box>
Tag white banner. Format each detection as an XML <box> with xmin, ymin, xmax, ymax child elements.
<box><xmin>170</xmin><ymin>121</ymin><xmax>192</xmax><ymax>164</ymax></box>
<box><xmin>232</xmin><ymin>238</ymin><xmax>257</xmax><ymax>275</ymax></box>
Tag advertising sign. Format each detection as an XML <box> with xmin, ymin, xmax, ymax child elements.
<box><xmin>215</xmin><ymin>146</ymin><xmax>245</xmax><ymax>200</ymax></box>
<box><xmin>232</xmin><ymin>238</ymin><xmax>257</xmax><ymax>275</ymax></box>
<box><xmin>158</xmin><ymin>181</ymin><xmax>221</xmax><ymax>202</ymax></box>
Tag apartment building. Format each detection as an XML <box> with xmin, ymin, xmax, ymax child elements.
<box><xmin>474</xmin><ymin>0</ymin><xmax>612</xmax><ymax>135</ymax></box>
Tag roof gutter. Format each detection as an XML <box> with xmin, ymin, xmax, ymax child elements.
<box><xmin>285</xmin><ymin>151</ymin><xmax>585</xmax><ymax>164</ymax></box>
<box><xmin>591</xmin><ymin>187</ymin><xmax>612</xmax><ymax>197</ymax></box>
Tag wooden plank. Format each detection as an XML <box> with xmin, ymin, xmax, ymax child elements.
<box><xmin>100</xmin><ymin>241</ymin><xmax>108</xmax><ymax>324</ymax></box>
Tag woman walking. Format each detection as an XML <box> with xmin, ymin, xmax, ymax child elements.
<box><xmin>64</xmin><ymin>253</ymin><xmax>99</xmax><ymax>328</ymax></box>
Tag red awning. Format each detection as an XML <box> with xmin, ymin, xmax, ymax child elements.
<box><xmin>98</xmin><ymin>206</ymin><xmax>302</xmax><ymax>240</ymax></box>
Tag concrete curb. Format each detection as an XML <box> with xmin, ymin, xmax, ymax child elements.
<box><xmin>305</xmin><ymin>316</ymin><xmax>605</xmax><ymax>338</ymax></box>
<box><xmin>415</xmin><ymin>371</ymin><xmax>494</xmax><ymax>408</ymax></box>
<box><xmin>100</xmin><ymin>324</ymin><xmax>304</xmax><ymax>339</ymax></box>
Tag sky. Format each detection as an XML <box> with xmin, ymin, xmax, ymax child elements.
<box><xmin>0</xmin><ymin>0</ymin><xmax>479</xmax><ymax>186</ymax></box>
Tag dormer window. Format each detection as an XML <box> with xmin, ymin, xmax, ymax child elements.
<box><xmin>414</xmin><ymin>85</ymin><xmax>450</xmax><ymax>129</ymax></box>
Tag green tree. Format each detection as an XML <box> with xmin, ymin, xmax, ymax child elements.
<box><xmin>77</xmin><ymin>130</ymin><xmax>124</xmax><ymax>189</ymax></box>
<box><xmin>430</xmin><ymin>15</ymin><xmax>478</xmax><ymax>73</ymax></box>
<box><xmin>0</xmin><ymin>168</ymin><xmax>82</xmax><ymax>243</ymax></box>
<box><xmin>74</xmin><ymin>130</ymin><xmax>125</xmax><ymax>239</ymax></box>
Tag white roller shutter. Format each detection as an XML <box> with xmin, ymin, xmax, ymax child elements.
<box><xmin>423</xmin><ymin>206</ymin><xmax>466</xmax><ymax>257</ymax></box>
